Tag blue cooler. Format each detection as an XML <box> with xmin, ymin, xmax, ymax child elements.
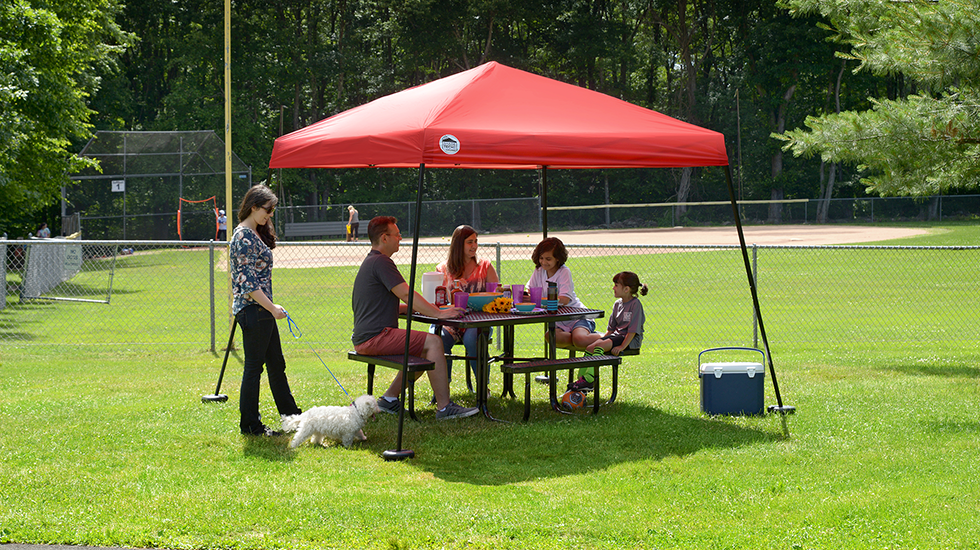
<box><xmin>698</xmin><ymin>347</ymin><xmax>765</xmax><ymax>416</ymax></box>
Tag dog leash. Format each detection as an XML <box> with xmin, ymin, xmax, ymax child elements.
<box><xmin>284</xmin><ymin>310</ymin><xmax>351</xmax><ymax>399</ymax></box>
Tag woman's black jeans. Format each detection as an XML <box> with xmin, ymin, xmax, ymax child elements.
<box><xmin>236</xmin><ymin>304</ymin><xmax>301</xmax><ymax>434</ymax></box>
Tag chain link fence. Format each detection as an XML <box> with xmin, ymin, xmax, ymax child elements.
<box><xmin>4</xmin><ymin>238</ymin><xmax>978</xmax><ymax>360</ymax></box>
<box><xmin>275</xmin><ymin>198</ymin><xmax>542</xmax><ymax>240</ymax></box>
<box><xmin>50</xmin><ymin>194</ymin><xmax>980</xmax><ymax>242</ymax></box>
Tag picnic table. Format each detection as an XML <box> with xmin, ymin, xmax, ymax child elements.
<box><xmin>408</xmin><ymin>306</ymin><xmax>614</xmax><ymax>420</ymax></box>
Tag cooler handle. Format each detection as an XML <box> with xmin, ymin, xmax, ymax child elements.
<box><xmin>698</xmin><ymin>346</ymin><xmax>765</xmax><ymax>374</ymax></box>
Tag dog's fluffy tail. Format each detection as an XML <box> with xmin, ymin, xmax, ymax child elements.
<box><xmin>280</xmin><ymin>414</ymin><xmax>302</xmax><ymax>433</ymax></box>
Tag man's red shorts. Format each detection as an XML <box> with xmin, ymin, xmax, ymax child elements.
<box><xmin>353</xmin><ymin>326</ymin><xmax>427</xmax><ymax>357</ymax></box>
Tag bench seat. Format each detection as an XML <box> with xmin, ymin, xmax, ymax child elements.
<box><xmin>501</xmin><ymin>354</ymin><xmax>622</xmax><ymax>421</ymax></box>
<box><xmin>533</xmin><ymin>347</ymin><xmax>640</xmax><ymax>401</ymax></box>
<box><xmin>348</xmin><ymin>352</ymin><xmax>434</xmax><ymax>421</ymax></box>
<box><xmin>285</xmin><ymin>221</ymin><xmax>360</xmax><ymax>239</ymax></box>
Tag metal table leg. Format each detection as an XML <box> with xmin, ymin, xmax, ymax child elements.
<box><xmin>476</xmin><ymin>328</ymin><xmax>502</xmax><ymax>421</ymax></box>
<box><xmin>501</xmin><ymin>325</ymin><xmax>516</xmax><ymax>398</ymax></box>
<box><xmin>547</xmin><ymin>320</ymin><xmax>562</xmax><ymax>412</ymax></box>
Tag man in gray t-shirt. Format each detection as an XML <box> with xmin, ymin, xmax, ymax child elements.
<box><xmin>351</xmin><ymin>216</ymin><xmax>478</xmax><ymax>420</ymax></box>
<box><xmin>351</xmin><ymin>248</ymin><xmax>404</xmax><ymax>346</ymax></box>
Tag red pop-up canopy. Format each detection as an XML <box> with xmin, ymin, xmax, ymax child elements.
<box><xmin>269</xmin><ymin>61</ymin><xmax>729</xmax><ymax>170</ymax></box>
<box><xmin>268</xmin><ymin>63</ymin><xmax>788</xmax><ymax>457</ymax></box>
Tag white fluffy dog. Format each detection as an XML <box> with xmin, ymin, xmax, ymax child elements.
<box><xmin>281</xmin><ymin>394</ymin><xmax>379</xmax><ymax>448</ymax></box>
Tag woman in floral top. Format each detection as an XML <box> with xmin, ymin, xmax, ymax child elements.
<box><xmin>432</xmin><ymin>224</ymin><xmax>499</xmax><ymax>384</ymax></box>
<box><xmin>230</xmin><ymin>185</ymin><xmax>301</xmax><ymax>436</ymax></box>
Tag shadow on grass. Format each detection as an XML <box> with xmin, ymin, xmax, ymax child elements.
<box><xmin>926</xmin><ymin>419</ymin><xmax>980</xmax><ymax>435</ymax></box>
<box><xmin>0</xmin><ymin>301</ymin><xmax>57</xmax><ymax>312</ymax></box>
<box><xmin>0</xmin><ymin>327</ymin><xmax>37</xmax><ymax>341</ymax></box>
<box><xmin>880</xmin><ymin>364</ymin><xmax>980</xmax><ymax>378</ymax></box>
<box><xmin>47</xmin><ymin>281</ymin><xmax>137</xmax><ymax>298</ymax></box>
<box><xmin>242</xmin><ymin>434</ymin><xmax>298</xmax><ymax>462</ymax></box>
<box><xmin>370</xmin><ymin>402</ymin><xmax>782</xmax><ymax>486</ymax></box>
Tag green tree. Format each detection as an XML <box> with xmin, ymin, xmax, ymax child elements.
<box><xmin>91</xmin><ymin>0</ymin><xmax>884</xmax><ymax>223</ymax></box>
<box><xmin>741</xmin><ymin>6</ymin><xmax>840</xmax><ymax>221</ymax></box>
<box><xmin>775</xmin><ymin>0</ymin><xmax>980</xmax><ymax>196</ymax></box>
<box><xmin>0</xmin><ymin>0</ymin><xmax>130</xmax><ymax>232</ymax></box>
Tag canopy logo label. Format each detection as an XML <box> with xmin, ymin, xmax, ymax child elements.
<box><xmin>439</xmin><ymin>135</ymin><xmax>460</xmax><ymax>155</ymax></box>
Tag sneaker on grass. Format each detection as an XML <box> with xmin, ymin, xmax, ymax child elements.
<box><xmin>378</xmin><ymin>396</ymin><xmax>401</xmax><ymax>414</ymax></box>
<box><xmin>436</xmin><ymin>401</ymin><xmax>479</xmax><ymax>420</ymax></box>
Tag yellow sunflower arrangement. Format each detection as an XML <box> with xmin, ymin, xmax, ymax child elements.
<box><xmin>482</xmin><ymin>296</ymin><xmax>513</xmax><ymax>313</ymax></box>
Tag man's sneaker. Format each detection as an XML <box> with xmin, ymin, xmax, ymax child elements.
<box><xmin>568</xmin><ymin>376</ymin><xmax>594</xmax><ymax>393</ymax></box>
<box><xmin>534</xmin><ymin>375</ymin><xmax>551</xmax><ymax>385</ymax></box>
<box><xmin>436</xmin><ymin>401</ymin><xmax>479</xmax><ymax>420</ymax></box>
<box><xmin>377</xmin><ymin>397</ymin><xmax>401</xmax><ymax>414</ymax></box>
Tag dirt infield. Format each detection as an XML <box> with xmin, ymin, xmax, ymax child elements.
<box><xmin>424</xmin><ymin>225</ymin><xmax>929</xmax><ymax>246</ymax></box>
<box><xmin>273</xmin><ymin>225</ymin><xmax>929</xmax><ymax>268</ymax></box>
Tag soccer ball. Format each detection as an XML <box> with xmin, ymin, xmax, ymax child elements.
<box><xmin>560</xmin><ymin>390</ymin><xmax>586</xmax><ymax>411</ymax></box>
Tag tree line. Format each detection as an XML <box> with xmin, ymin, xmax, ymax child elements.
<box><xmin>3</xmin><ymin>0</ymin><xmax>975</xmax><ymax>237</ymax></box>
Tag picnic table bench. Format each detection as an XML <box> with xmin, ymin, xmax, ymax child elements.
<box><xmin>347</xmin><ymin>352</ymin><xmax>434</xmax><ymax>421</ymax></box>
<box><xmin>501</xmin><ymin>354</ymin><xmax>623</xmax><ymax>421</ymax></box>
<box><xmin>559</xmin><ymin>347</ymin><xmax>640</xmax><ymax>403</ymax></box>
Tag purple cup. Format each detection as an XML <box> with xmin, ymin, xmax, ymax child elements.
<box><xmin>528</xmin><ymin>286</ymin><xmax>543</xmax><ymax>307</ymax></box>
<box><xmin>510</xmin><ymin>284</ymin><xmax>524</xmax><ymax>301</ymax></box>
<box><xmin>453</xmin><ymin>292</ymin><xmax>469</xmax><ymax>309</ymax></box>
<box><xmin>486</xmin><ymin>282</ymin><xmax>498</xmax><ymax>292</ymax></box>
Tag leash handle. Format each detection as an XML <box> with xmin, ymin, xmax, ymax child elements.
<box><xmin>284</xmin><ymin>309</ymin><xmax>301</xmax><ymax>338</ymax></box>
<box><xmin>283</xmin><ymin>311</ymin><xmax>350</xmax><ymax>399</ymax></box>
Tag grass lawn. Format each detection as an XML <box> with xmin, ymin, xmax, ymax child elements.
<box><xmin>1</xmin><ymin>223</ymin><xmax>979</xmax><ymax>549</ymax></box>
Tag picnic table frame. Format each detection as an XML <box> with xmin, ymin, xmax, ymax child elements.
<box><xmin>408</xmin><ymin>306</ymin><xmax>605</xmax><ymax>420</ymax></box>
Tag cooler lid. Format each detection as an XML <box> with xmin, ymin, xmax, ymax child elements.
<box><xmin>699</xmin><ymin>361</ymin><xmax>765</xmax><ymax>378</ymax></box>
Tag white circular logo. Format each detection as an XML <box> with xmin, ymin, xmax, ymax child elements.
<box><xmin>439</xmin><ymin>134</ymin><xmax>460</xmax><ymax>155</ymax></box>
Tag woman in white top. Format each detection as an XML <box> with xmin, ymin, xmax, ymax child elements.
<box><xmin>525</xmin><ymin>237</ymin><xmax>595</xmax><ymax>350</ymax></box>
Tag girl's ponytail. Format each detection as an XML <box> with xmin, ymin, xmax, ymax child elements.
<box><xmin>613</xmin><ymin>271</ymin><xmax>646</xmax><ymax>297</ymax></box>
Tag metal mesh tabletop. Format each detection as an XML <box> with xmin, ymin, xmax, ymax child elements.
<box><xmin>407</xmin><ymin>306</ymin><xmax>603</xmax><ymax>328</ymax></box>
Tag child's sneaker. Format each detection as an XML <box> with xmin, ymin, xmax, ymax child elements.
<box><xmin>567</xmin><ymin>376</ymin><xmax>594</xmax><ymax>393</ymax></box>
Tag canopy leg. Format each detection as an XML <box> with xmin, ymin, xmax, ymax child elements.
<box><xmin>384</xmin><ymin>163</ymin><xmax>428</xmax><ymax>461</ymax></box>
<box><xmin>722</xmin><ymin>165</ymin><xmax>795</xmax><ymax>420</ymax></box>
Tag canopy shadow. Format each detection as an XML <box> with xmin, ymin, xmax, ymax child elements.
<box><xmin>367</xmin><ymin>403</ymin><xmax>783</xmax><ymax>486</ymax></box>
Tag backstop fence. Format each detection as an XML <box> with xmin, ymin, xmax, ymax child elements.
<box><xmin>3</xmin><ymin>238</ymin><xmax>977</xmax><ymax>360</ymax></box>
